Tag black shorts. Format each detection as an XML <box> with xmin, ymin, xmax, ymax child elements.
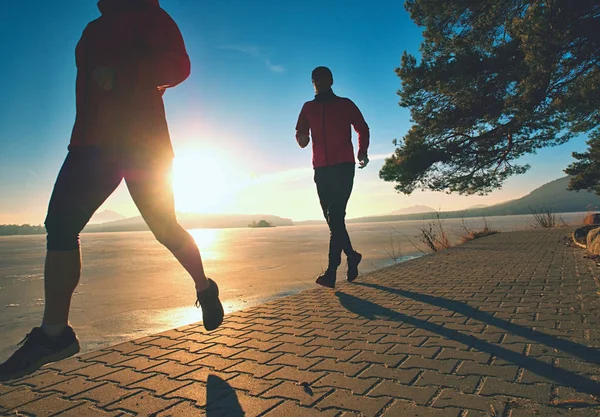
<box><xmin>44</xmin><ymin>148</ymin><xmax>178</xmax><ymax>250</ymax></box>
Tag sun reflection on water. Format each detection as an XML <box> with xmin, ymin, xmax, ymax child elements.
<box><xmin>188</xmin><ymin>228</ymin><xmax>222</xmax><ymax>261</ymax></box>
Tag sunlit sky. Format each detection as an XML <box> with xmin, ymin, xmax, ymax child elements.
<box><xmin>0</xmin><ymin>0</ymin><xmax>589</xmax><ymax>224</ymax></box>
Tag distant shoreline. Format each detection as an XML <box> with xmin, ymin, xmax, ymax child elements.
<box><xmin>0</xmin><ymin>209</ymin><xmax>590</xmax><ymax>237</ymax></box>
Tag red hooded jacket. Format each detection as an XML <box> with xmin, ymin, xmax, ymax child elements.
<box><xmin>69</xmin><ymin>0</ymin><xmax>190</xmax><ymax>160</ymax></box>
<box><xmin>295</xmin><ymin>90</ymin><xmax>369</xmax><ymax>169</ymax></box>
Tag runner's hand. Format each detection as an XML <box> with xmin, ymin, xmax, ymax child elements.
<box><xmin>296</xmin><ymin>134</ymin><xmax>310</xmax><ymax>148</ymax></box>
<box><xmin>358</xmin><ymin>154</ymin><xmax>369</xmax><ymax>169</ymax></box>
<box><xmin>92</xmin><ymin>67</ymin><xmax>116</xmax><ymax>91</ymax></box>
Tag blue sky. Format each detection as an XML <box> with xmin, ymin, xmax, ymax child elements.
<box><xmin>0</xmin><ymin>0</ymin><xmax>589</xmax><ymax>224</ymax></box>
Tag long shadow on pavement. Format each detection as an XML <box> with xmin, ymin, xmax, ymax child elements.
<box><xmin>206</xmin><ymin>374</ymin><xmax>244</xmax><ymax>416</ymax></box>
<box><xmin>336</xmin><ymin>289</ymin><xmax>600</xmax><ymax>396</ymax></box>
<box><xmin>354</xmin><ymin>282</ymin><xmax>600</xmax><ymax>365</ymax></box>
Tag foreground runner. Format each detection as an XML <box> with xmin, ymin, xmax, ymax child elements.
<box><xmin>0</xmin><ymin>0</ymin><xmax>223</xmax><ymax>381</ymax></box>
<box><xmin>295</xmin><ymin>66</ymin><xmax>370</xmax><ymax>288</ymax></box>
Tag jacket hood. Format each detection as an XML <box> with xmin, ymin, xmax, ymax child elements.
<box><xmin>98</xmin><ymin>0</ymin><xmax>159</xmax><ymax>15</ymax></box>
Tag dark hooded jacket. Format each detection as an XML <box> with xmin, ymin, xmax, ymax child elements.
<box><xmin>69</xmin><ymin>0</ymin><xmax>190</xmax><ymax>160</ymax></box>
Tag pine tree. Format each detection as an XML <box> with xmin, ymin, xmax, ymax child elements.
<box><xmin>380</xmin><ymin>0</ymin><xmax>600</xmax><ymax>195</ymax></box>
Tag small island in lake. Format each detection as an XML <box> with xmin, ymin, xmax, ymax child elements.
<box><xmin>248</xmin><ymin>220</ymin><xmax>275</xmax><ymax>228</ymax></box>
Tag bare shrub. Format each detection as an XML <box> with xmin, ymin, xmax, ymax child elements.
<box><xmin>458</xmin><ymin>216</ymin><xmax>500</xmax><ymax>244</ymax></box>
<box><xmin>417</xmin><ymin>211</ymin><xmax>452</xmax><ymax>252</ymax></box>
<box><xmin>527</xmin><ymin>206</ymin><xmax>566</xmax><ymax>229</ymax></box>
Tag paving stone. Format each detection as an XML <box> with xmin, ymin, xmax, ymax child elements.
<box><xmin>143</xmin><ymin>336</ymin><xmax>183</xmax><ymax>349</ymax></box>
<box><xmin>309</xmin><ymin>359</ymin><xmax>367</xmax><ymax>377</ymax></box>
<box><xmin>155</xmin><ymin>401</ymin><xmax>206</xmax><ymax>417</ymax></box>
<box><xmin>433</xmin><ymin>389</ymin><xmax>508</xmax><ymax>414</ymax></box>
<box><xmin>479</xmin><ymin>378</ymin><xmax>553</xmax><ymax>402</ymax></box>
<box><xmin>304</xmin><ymin>337</ymin><xmax>354</xmax><ymax>349</ymax></box>
<box><xmin>39</xmin><ymin>376</ymin><xmax>101</xmax><ymax>397</ymax></box>
<box><xmin>201</xmin><ymin>344</ymin><xmax>247</xmax><ymax>359</ymax></box>
<box><xmin>67</xmin><ymin>363</ymin><xmax>121</xmax><ymax>380</ymax></box>
<box><xmin>164</xmin><ymin>381</ymin><xmax>210</xmax><ymax>407</ymax></box>
<box><xmin>387</xmin><ymin>344</ymin><xmax>441</xmax><ymax>358</ymax></box>
<box><xmin>145</xmin><ymin>361</ymin><xmax>199</xmax><ymax>378</ymax></box>
<box><xmin>455</xmin><ymin>362</ymin><xmax>519</xmax><ymax>381</ymax></box>
<box><xmin>381</xmin><ymin>400</ymin><xmax>462</xmax><ymax>417</ymax></box>
<box><xmin>117</xmin><ymin>356</ymin><xmax>167</xmax><ymax>372</ymax></box>
<box><xmin>105</xmin><ymin>391</ymin><xmax>180</xmax><ymax>415</ymax></box>
<box><xmin>263</xmin><ymin>401</ymin><xmax>339</xmax><ymax>416</ymax></box>
<box><xmin>188</xmin><ymin>355</ymin><xmax>241</xmax><ymax>372</ymax></box>
<box><xmin>95</xmin><ymin>368</ymin><xmax>150</xmax><ymax>386</ymax></box>
<box><xmin>358</xmin><ymin>365</ymin><xmax>420</xmax><ymax>383</ymax></box>
<box><xmin>413</xmin><ymin>371</ymin><xmax>481</xmax><ymax>393</ymax></box>
<box><xmin>10</xmin><ymin>371</ymin><xmax>75</xmax><ymax>391</ymax></box>
<box><xmin>225</xmin><ymin>373</ymin><xmax>281</xmax><ymax>396</ymax></box>
<box><xmin>0</xmin><ymin>387</ymin><xmax>50</xmax><ymax>411</ymax></box>
<box><xmin>350</xmin><ymin>351</ymin><xmax>407</xmax><ymax>367</ymax></box>
<box><xmin>268</xmin><ymin>354</ymin><xmax>321</xmax><ymax>369</ymax></box>
<box><xmin>157</xmin><ymin>349</ymin><xmax>207</xmax><ymax>364</ymax></box>
<box><xmin>131</xmin><ymin>345</ymin><xmax>174</xmax><ymax>359</ymax></box>
<box><xmin>401</xmin><ymin>357</ymin><xmax>459</xmax><ymax>373</ymax></box>
<box><xmin>436</xmin><ymin>348</ymin><xmax>492</xmax><ymax>363</ymax></box>
<box><xmin>315</xmin><ymin>390</ymin><xmax>391</xmax><ymax>417</ymax></box>
<box><xmin>368</xmin><ymin>381</ymin><xmax>438</xmax><ymax>405</ymax></box>
<box><xmin>54</xmin><ymin>402</ymin><xmax>121</xmax><ymax>417</ymax></box>
<box><xmin>238</xmin><ymin>339</ymin><xmax>283</xmax><ymax>351</ymax></box>
<box><xmin>262</xmin><ymin>380</ymin><xmax>331</xmax><ymax>406</ymax></box>
<box><xmin>0</xmin><ymin>384</ymin><xmax>20</xmax><ymax>396</ymax></box>
<box><xmin>206</xmin><ymin>391</ymin><xmax>281</xmax><ymax>417</ymax></box>
<box><xmin>177</xmin><ymin>368</ymin><xmax>238</xmax><ymax>382</ymax></box>
<box><xmin>264</xmin><ymin>367</ymin><xmax>326</xmax><ymax>384</ymax></box>
<box><xmin>345</xmin><ymin>341</ymin><xmax>394</xmax><ymax>353</ymax></box>
<box><xmin>307</xmin><ymin>347</ymin><xmax>360</xmax><ymax>361</ymax></box>
<box><xmin>128</xmin><ymin>374</ymin><xmax>191</xmax><ymax>396</ymax></box>
<box><xmin>226</xmin><ymin>362</ymin><xmax>282</xmax><ymax>378</ymax></box>
<box><xmin>88</xmin><ymin>352</ymin><xmax>132</xmax><ymax>367</ymax></box>
<box><xmin>170</xmin><ymin>340</ymin><xmax>214</xmax><ymax>353</ymax></box>
<box><xmin>313</xmin><ymin>373</ymin><xmax>378</xmax><ymax>394</ymax></box>
<box><xmin>232</xmin><ymin>348</ymin><xmax>284</xmax><ymax>364</ymax></box>
<box><xmin>270</xmin><ymin>343</ymin><xmax>320</xmax><ymax>356</ymax></box>
<box><xmin>72</xmin><ymin>381</ymin><xmax>138</xmax><ymax>407</ymax></box>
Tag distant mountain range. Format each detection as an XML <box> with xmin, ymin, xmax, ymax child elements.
<box><xmin>388</xmin><ymin>205</ymin><xmax>435</xmax><ymax>215</ymax></box>
<box><xmin>470</xmin><ymin>176</ymin><xmax>599</xmax><ymax>216</ymax></box>
<box><xmin>89</xmin><ymin>210</ymin><xmax>126</xmax><ymax>224</ymax></box>
<box><xmin>346</xmin><ymin>176</ymin><xmax>600</xmax><ymax>223</ymax></box>
<box><xmin>385</xmin><ymin>204</ymin><xmax>488</xmax><ymax>217</ymax></box>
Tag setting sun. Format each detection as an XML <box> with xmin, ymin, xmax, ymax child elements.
<box><xmin>172</xmin><ymin>146</ymin><xmax>246</xmax><ymax>214</ymax></box>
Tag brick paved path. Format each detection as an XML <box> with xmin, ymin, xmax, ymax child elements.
<box><xmin>2</xmin><ymin>228</ymin><xmax>600</xmax><ymax>416</ymax></box>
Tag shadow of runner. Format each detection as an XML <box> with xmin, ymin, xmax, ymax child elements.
<box><xmin>206</xmin><ymin>374</ymin><xmax>244</xmax><ymax>416</ymax></box>
<box><xmin>336</xmin><ymin>291</ymin><xmax>600</xmax><ymax>396</ymax></box>
<box><xmin>354</xmin><ymin>282</ymin><xmax>600</xmax><ymax>365</ymax></box>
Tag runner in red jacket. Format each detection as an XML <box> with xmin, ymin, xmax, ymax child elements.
<box><xmin>296</xmin><ymin>66</ymin><xmax>370</xmax><ymax>288</ymax></box>
<box><xmin>0</xmin><ymin>0</ymin><xmax>224</xmax><ymax>382</ymax></box>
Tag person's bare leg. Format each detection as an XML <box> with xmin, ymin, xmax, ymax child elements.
<box><xmin>169</xmin><ymin>230</ymin><xmax>210</xmax><ymax>292</ymax></box>
<box><xmin>42</xmin><ymin>250</ymin><xmax>81</xmax><ymax>330</ymax></box>
<box><xmin>125</xmin><ymin>167</ymin><xmax>209</xmax><ymax>292</ymax></box>
<box><xmin>41</xmin><ymin>150</ymin><xmax>121</xmax><ymax>334</ymax></box>
<box><xmin>126</xmin><ymin>165</ymin><xmax>224</xmax><ymax>331</ymax></box>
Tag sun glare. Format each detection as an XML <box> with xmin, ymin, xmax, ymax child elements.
<box><xmin>188</xmin><ymin>228</ymin><xmax>222</xmax><ymax>260</ymax></box>
<box><xmin>172</xmin><ymin>147</ymin><xmax>245</xmax><ymax>213</ymax></box>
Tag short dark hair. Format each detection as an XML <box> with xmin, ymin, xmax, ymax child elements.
<box><xmin>311</xmin><ymin>66</ymin><xmax>333</xmax><ymax>81</ymax></box>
